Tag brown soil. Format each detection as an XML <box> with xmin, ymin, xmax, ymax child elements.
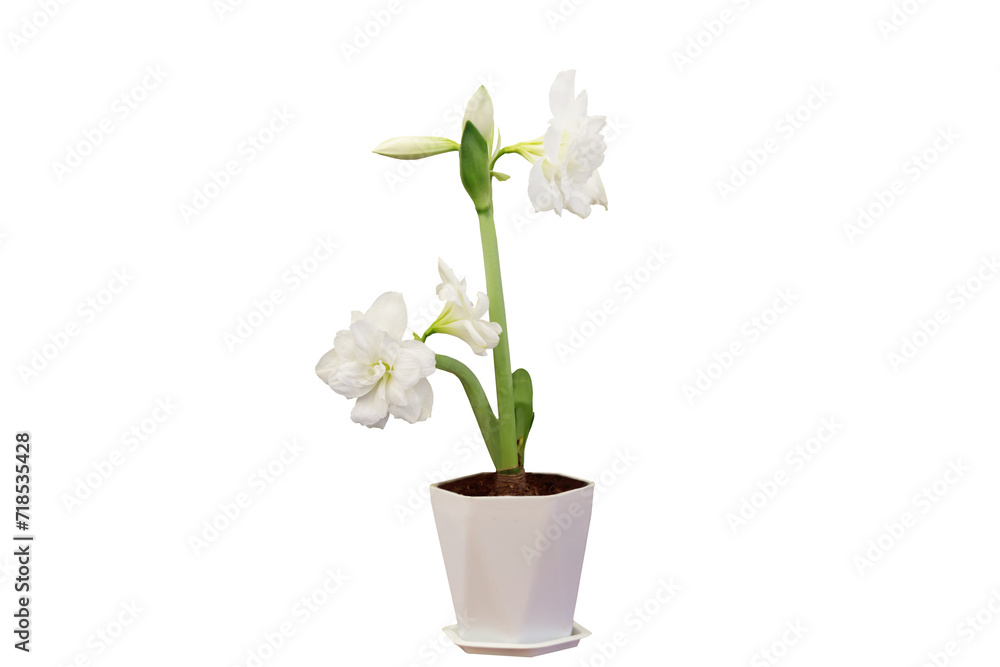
<box><xmin>438</xmin><ymin>472</ymin><xmax>588</xmax><ymax>497</ymax></box>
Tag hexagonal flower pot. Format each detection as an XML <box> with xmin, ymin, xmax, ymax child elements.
<box><xmin>429</xmin><ymin>473</ymin><xmax>594</xmax><ymax>655</ymax></box>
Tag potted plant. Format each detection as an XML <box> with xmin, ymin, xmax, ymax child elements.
<box><xmin>315</xmin><ymin>71</ymin><xmax>608</xmax><ymax>657</ymax></box>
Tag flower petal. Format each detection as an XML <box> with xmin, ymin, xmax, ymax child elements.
<box><xmin>435</xmin><ymin>319</ymin><xmax>501</xmax><ymax>356</ymax></box>
<box><xmin>588</xmin><ymin>170</ymin><xmax>608</xmax><ymax>209</ymax></box>
<box><xmin>348</xmin><ymin>318</ymin><xmax>386</xmax><ymax>364</ymax></box>
<box><xmin>362</xmin><ymin>292</ymin><xmax>408</xmax><ymax>341</ymax></box>
<box><xmin>528</xmin><ymin>159</ymin><xmax>560</xmax><ymax>214</ymax></box>
<box><xmin>436</xmin><ymin>259</ymin><xmax>468</xmax><ymax>303</ymax></box>
<box><xmin>329</xmin><ymin>360</ymin><xmax>383</xmax><ymax>398</ymax></box>
<box><xmin>542</xmin><ymin>125</ymin><xmax>562</xmax><ymax>164</ymax></box>
<box><xmin>390</xmin><ymin>378</ymin><xmax>433</xmax><ymax>424</ymax></box>
<box><xmin>571</xmin><ymin>88</ymin><xmax>589</xmax><ymax>118</ymax></box>
<box><xmin>398</xmin><ymin>339</ymin><xmax>437</xmax><ymax>377</ymax></box>
<box><xmin>470</xmin><ymin>291</ymin><xmax>490</xmax><ymax>319</ymax></box>
<box><xmin>315</xmin><ymin>345</ymin><xmax>343</xmax><ymax>382</ymax></box>
<box><xmin>549</xmin><ymin>70</ymin><xmax>577</xmax><ymax>119</ymax></box>
<box><xmin>564</xmin><ymin>193</ymin><xmax>593</xmax><ymax>219</ymax></box>
<box><xmin>351</xmin><ymin>382</ymin><xmax>390</xmax><ymax>428</ymax></box>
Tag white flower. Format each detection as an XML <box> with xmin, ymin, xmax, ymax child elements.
<box><xmin>528</xmin><ymin>70</ymin><xmax>608</xmax><ymax>219</ymax></box>
<box><xmin>315</xmin><ymin>292</ymin><xmax>435</xmax><ymax>429</ymax></box>
<box><xmin>428</xmin><ymin>259</ymin><xmax>502</xmax><ymax>355</ymax></box>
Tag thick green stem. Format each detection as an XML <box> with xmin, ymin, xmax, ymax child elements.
<box><xmin>433</xmin><ymin>354</ymin><xmax>501</xmax><ymax>470</ymax></box>
<box><xmin>477</xmin><ymin>204</ymin><xmax>518</xmax><ymax>471</ymax></box>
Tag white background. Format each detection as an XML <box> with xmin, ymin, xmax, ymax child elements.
<box><xmin>2</xmin><ymin>0</ymin><xmax>1000</xmax><ymax>665</ymax></box>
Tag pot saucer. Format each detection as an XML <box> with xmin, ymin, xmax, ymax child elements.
<box><xmin>442</xmin><ymin>621</ymin><xmax>591</xmax><ymax>657</ymax></box>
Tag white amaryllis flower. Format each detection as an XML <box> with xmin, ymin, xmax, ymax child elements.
<box><xmin>428</xmin><ymin>259</ymin><xmax>502</xmax><ymax>356</ymax></box>
<box><xmin>528</xmin><ymin>70</ymin><xmax>608</xmax><ymax>219</ymax></box>
<box><xmin>315</xmin><ymin>292</ymin><xmax>435</xmax><ymax>429</ymax></box>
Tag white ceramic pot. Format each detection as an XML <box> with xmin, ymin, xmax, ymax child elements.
<box><xmin>430</xmin><ymin>473</ymin><xmax>594</xmax><ymax>647</ymax></box>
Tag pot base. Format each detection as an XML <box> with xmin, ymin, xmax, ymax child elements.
<box><xmin>442</xmin><ymin>621</ymin><xmax>591</xmax><ymax>657</ymax></box>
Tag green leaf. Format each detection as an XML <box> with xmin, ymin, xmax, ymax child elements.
<box><xmin>460</xmin><ymin>121</ymin><xmax>491</xmax><ymax>212</ymax></box>
<box><xmin>513</xmin><ymin>368</ymin><xmax>534</xmax><ymax>464</ymax></box>
<box><xmin>491</xmin><ymin>171</ymin><xmax>510</xmax><ymax>181</ymax></box>
<box><xmin>372</xmin><ymin>136</ymin><xmax>459</xmax><ymax>160</ymax></box>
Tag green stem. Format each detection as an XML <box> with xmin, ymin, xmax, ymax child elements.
<box><xmin>434</xmin><ymin>354</ymin><xmax>501</xmax><ymax>469</ymax></box>
<box><xmin>489</xmin><ymin>146</ymin><xmax>512</xmax><ymax>170</ymax></box>
<box><xmin>477</xmin><ymin>204</ymin><xmax>518</xmax><ymax>471</ymax></box>
<box><xmin>490</xmin><ymin>138</ymin><xmax>544</xmax><ymax>170</ymax></box>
